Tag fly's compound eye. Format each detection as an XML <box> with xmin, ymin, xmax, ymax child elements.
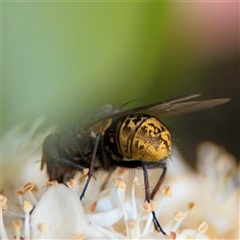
<box><xmin>118</xmin><ymin>115</ymin><xmax>171</xmax><ymax>162</ymax></box>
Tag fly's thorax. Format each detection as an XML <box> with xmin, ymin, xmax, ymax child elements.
<box><xmin>117</xmin><ymin>115</ymin><xmax>171</xmax><ymax>162</ymax></box>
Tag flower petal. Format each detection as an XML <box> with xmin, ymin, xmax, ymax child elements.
<box><xmin>31</xmin><ymin>184</ymin><xmax>116</xmax><ymax>239</ymax></box>
<box><xmin>86</xmin><ymin>207</ymin><xmax>123</xmax><ymax>227</ymax></box>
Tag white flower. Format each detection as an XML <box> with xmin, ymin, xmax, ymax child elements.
<box><xmin>31</xmin><ymin>184</ymin><xmax>124</xmax><ymax>239</ymax></box>
<box><xmin>1</xmin><ymin>121</ymin><xmax>238</xmax><ymax>239</ymax></box>
<box><xmin>196</xmin><ymin>142</ymin><xmax>239</xmax><ymax>239</ymax></box>
<box><xmin>1</xmin><ymin>118</ymin><xmax>51</xmax><ymax>199</ymax></box>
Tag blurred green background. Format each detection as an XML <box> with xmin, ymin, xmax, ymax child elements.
<box><xmin>2</xmin><ymin>2</ymin><xmax>239</xmax><ymax>165</ymax></box>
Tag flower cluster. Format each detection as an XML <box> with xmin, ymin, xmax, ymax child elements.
<box><xmin>1</xmin><ymin>120</ymin><xmax>239</xmax><ymax>239</ymax></box>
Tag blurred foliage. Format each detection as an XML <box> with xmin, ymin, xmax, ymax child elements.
<box><xmin>2</xmin><ymin>2</ymin><xmax>169</xmax><ymax>128</ymax></box>
<box><xmin>2</xmin><ymin>2</ymin><xmax>239</xmax><ymax>162</ymax></box>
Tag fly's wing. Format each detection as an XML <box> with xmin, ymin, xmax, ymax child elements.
<box><xmin>92</xmin><ymin>94</ymin><xmax>230</xmax><ymax>125</ymax></box>
<box><xmin>142</xmin><ymin>98</ymin><xmax>230</xmax><ymax>119</ymax></box>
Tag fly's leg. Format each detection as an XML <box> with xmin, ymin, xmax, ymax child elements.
<box><xmin>142</xmin><ymin>162</ymin><xmax>167</xmax><ymax>235</ymax></box>
<box><xmin>150</xmin><ymin>163</ymin><xmax>167</xmax><ymax>200</ymax></box>
<box><xmin>80</xmin><ymin>133</ymin><xmax>102</xmax><ymax>201</ymax></box>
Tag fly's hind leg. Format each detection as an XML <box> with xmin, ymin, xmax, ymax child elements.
<box><xmin>142</xmin><ymin>162</ymin><xmax>167</xmax><ymax>235</ymax></box>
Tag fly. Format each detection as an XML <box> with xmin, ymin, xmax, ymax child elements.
<box><xmin>41</xmin><ymin>94</ymin><xmax>229</xmax><ymax>235</ymax></box>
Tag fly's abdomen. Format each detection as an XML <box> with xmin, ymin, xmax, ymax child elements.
<box><xmin>118</xmin><ymin>115</ymin><xmax>171</xmax><ymax>162</ymax></box>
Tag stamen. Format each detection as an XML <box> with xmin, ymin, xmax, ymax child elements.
<box><xmin>47</xmin><ymin>180</ymin><xmax>58</xmax><ymax>186</ymax></box>
<box><xmin>188</xmin><ymin>202</ymin><xmax>196</xmax><ymax>212</ymax></box>
<box><xmin>16</xmin><ymin>189</ymin><xmax>24</xmax><ymax>207</ymax></box>
<box><xmin>22</xmin><ymin>182</ymin><xmax>34</xmax><ymax>193</ymax></box>
<box><xmin>155</xmin><ymin>186</ymin><xmax>173</xmax><ymax>222</ymax></box>
<box><xmin>127</xmin><ymin>219</ymin><xmax>136</xmax><ymax>229</ymax></box>
<box><xmin>164</xmin><ymin>202</ymin><xmax>196</xmax><ymax>233</ymax></box>
<box><xmin>33</xmin><ymin>223</ymin><xmax>48</xmax><ymax>239</ymax></box>
<box><xmin>131</xmin><ymin>176</ymin><xmax>139</xmax><ymax>219</ymax></box>
<box><xmin>184</xmin><ymin>224</ymin><xmax>208</xmax><ymax>240</ymax></box>
<box><xmin>140</xmin><ymin>202</ymin><xmax>153</xmax><ymax>234</ymax></box>
<box><xmin>149</xmin><ymin>200</ymin><xmax>157</xmax><ymax>211</ymax></box>
<box><xmin>16</xmin><ymin>183</ymin><xmax>37</xmax><ymax>206</ymax></box>
<box><xmin>13</xmin><ymin>219</ymin><xmax>23</xmax><ymax>240</ymax></box>
<box><xmin>197</xmin><ymin>221</ymin><xmax>208</xmax><ymax>234</ymax></box>
<box><xmin>37</xmin><ymin>223</ymin><xmax>48</xmax><ymax>233</ymax></box>
<box><xmin>21</xmin><ymin>201</ymin><xmax>33</xmax><ymax>213</ymax></box>
<box><xmin>113</xmin><ymin>178</ymin><xmax>129</xmax><ymax>236</ymax></box>
<box><xmin>169</xmin><ymin>231</ymin><xmax>177</xmax><ymax>240</ymax></box>
<box><xmin>174</xmin><ymin>211</ymin><xmax>184</xmax><ymax>221</ymax></box>
<box><xmin>127</xmin><ymin>219</ymin><xmax>138</xmax><ymax>239</ymax></box>
<box><xmin>0</xmin><ymin>195</ymin><xmax>7</xmax><ymax>207</ymax></box>
<box><xmin>113</xmin><ymin>178</ymin><xmax>126</xmax><ymax>192</ymax></box>
<box><xmin>67</xmin><ymin>178</ymin><xmax>76</xmax><ymax>189</ymax></box>
<box><xmin>162</xmin><ymin>186</ymin><xmax>172</xmax><ymax>197</ymax></box>
<box><xmin>0</xmin><ymin>195</ymin><xmax>9</xmax><ymax>239</ymax></box>
<box><xmin>185</xmin><ymin>234</ymin><xmax>196</xmax><ymax>239</ymax></box>
<box><xmin>141</xmin><ymin>211</ymin><xmax>153</xmax><ymax>235</ymax></box>
<box><xmin>0</xmin><ymin>195</ymin><xmax>8</xmax><ymax>214</ymax></box>
<box><xmin>24</xmin><ymin>182</ymin><xmax>38</xmax><ymax>205</ymax></box>
<box><xmin>140</xmin><ymin>202</ymin><xmax>152</xmax><ymax>213</ymax></box>
<box><xmin>79</xmin><ymin>168</ymin><xmax>89</xmax><ymax>184</ymax></box>
<box><xmin>74</xmin><ymin>231</ymin><xmax>85</xmax><ymax>240</ymax></box>
<box><xmin>171</xmin><ymin>203</ymin><xmax>195</xmax><ymax>233</ymax></box>
<box><xmin>21</xmin><ymin>201</ymin><xmax>33</xmax><ymax>240</ymax></box>
<box><xmin>131</xmin><ymin>176</ymin><xmax>140</xmax><ymax>186</ymax></box>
